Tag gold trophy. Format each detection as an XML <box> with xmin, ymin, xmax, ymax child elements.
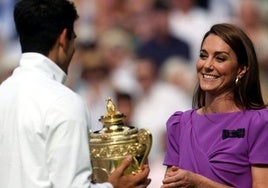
<box><xmin>89</xmin><ymin>98</ymin><xmax>152</xmax><ymax>183</ymax></box>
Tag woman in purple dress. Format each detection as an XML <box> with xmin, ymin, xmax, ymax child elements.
<box><xmin>161</xmin><ymin>23</ymin><xmax>268</xmax><ymax>188</ymax></box>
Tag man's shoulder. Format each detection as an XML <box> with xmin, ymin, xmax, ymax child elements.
<box><xmin>42</xmin><ymin>80</ymin><xmax>83</xmax><ymax>106</ymax></box>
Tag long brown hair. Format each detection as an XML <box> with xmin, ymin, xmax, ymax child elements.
<box><xmin>192</xmin><ymin>23</ymin><xmax>266</xmax><ymax>109</ymax></box>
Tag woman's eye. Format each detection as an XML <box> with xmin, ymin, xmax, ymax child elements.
<box><xmin>216</xmin><ymin>56</ymin><xmax>226</xmax><ymax>62</ymax></box>
<box><xmin>199</xmin><ymin>53</ymin><xmax>207</xmax><ymax>59</ymax></box>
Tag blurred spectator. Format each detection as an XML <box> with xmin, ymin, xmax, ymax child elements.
<box><xmin>74</xmin><ymin>45</ymin><xmax>115</xmax><ymax>132</ymax></box>
<box><xmin>0</xmin><ymin>0</ymin><xmax>19</xmax><ymax>42</ymax></box>
<box><xmin>73</xmin><ymin>0</ymin><xmax>97</xmax><ymax>47</ymax></box>
<box><xmin>73</xmin><ymin>0</ymin><xmax>96</xmax><ymax>25</ymax></box>
<box><xmin>160</xmin><ymin>57</ymin><xmax>196</xmax><ymax>95</ymax></box>
<box><xmin>94</xmin><ymin>0</ymin><xmax>127</xmax><ymax>38</ymax></box>
<box><xmin>132</xmin><ymin>57</ymin><xmax>191</xmax><ymax>158</ymax></box>
<box><xmin>123</xmin><ymin>0</ymin><xmax>155</xmax><ymax>46</ymax></box>
<box><xmin>236</xmin><ymin>0</ymin><xmax>268</xmax><ymax>68</ymax></box>
<box><xmin>168</xmin><ymin>0</ymin><xmax>213</xmax><ymax>63</ymax></box>
<box><xmin>131</xmin><ymin>57</ymin><xmax>191</xmax><ymax>188</ymax></box>
<box><xmin>98</xmin><ymin>27</ymin><xmax>140</xmax><ymax>96</ymax></box>
<box><xmin>0</xmin><ymin>0</ymin><xmax>21</xmax><ymax>68</ymax></box>
<box><xmin>235</xmin><ymin>0</ymin><xmax>268</xmax><ymax>103</ymax></box>
<box><xmin>0</xmin><ymin>52</ymin><xmax>20</xmax><ymax>84</ymax></box>
<box><xmin>136</xmin><ymin>0</ymin><xmax>191</xmax><ymax>72</ymax></box>
<box><xmin>256</xmin><ymin>0</ymin><xmax>268</xmax><ymax>25</ymax></box>
<box><xmin>207</xmin><ymin>0</ymin><xmax>239</xmax><ymax>23</ymax></box>
<box><xmin>115</xmin><ymin>91</ymin><xmax>134</xmax><ymax>126</ymax></box>
<box><xmin>124</xmin><ymin>0</ymin><xmax>154</xmax><ymax>16</ymax></box>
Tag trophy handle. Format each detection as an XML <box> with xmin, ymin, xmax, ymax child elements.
<box><xmin>137</xmin><ymin>128</ymin><xmax>152</xmax><ymax>167</ymax></box>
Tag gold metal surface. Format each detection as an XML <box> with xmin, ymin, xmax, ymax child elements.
<box><xmin>89</xmin><ymin>98</ymin><xmax>152</xmax><ymax>183</ymax></box>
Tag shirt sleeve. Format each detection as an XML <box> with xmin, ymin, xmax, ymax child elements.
<box><xmin>248</xmin><ymin>109</ymin><xmax>268</xmax><ymax>165</ymax></box>
<box><xmin>45</xmin><ymin>93</ymin><xmax>113</xmax><ymax>188</ymax></box>
<box><xmin>163</xmin><ymin>111</ymin><xmax>183</xmax><ymax>166</ymax></box>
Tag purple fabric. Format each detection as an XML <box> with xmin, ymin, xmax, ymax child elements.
<box><xmin>163</xmin><ymin>109</ymin><xmax>268</xmax><ymax>187</ymax></box>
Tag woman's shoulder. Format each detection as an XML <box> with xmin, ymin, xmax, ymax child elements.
<box><xmin>166</xmin><ymin>109</ymin><xmax>195</xmax><ymax>128</ymax></box>
<box><xmin>252</xmin><ymin>108</ymin><xmax>268</xmax><ymax>114</ymax></box>
<box><xmin>247</xmin><ymin>108</ymin><xmax>268</xmax><ymax>122</ymax></box>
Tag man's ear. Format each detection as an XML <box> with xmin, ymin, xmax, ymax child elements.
<box><xmin>58</xmin><ymin>28</ymin><xmax>68</xmax><ymax>51</ymax></box>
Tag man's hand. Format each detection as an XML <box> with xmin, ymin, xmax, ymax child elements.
<box><xmin>108</xmin><ymin>156</ymin><xmax>151</xmax><ymax>188</ymax></box>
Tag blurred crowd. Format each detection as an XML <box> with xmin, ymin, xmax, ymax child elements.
<box><xmin>1</xmin><ymin>0</ymin><xmax>268</xmax><ymax>187</ymax></box>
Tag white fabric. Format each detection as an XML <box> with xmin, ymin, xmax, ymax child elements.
<box><xmin>0</xmin><ymin>53</ymin><xmax>113</xmax><ymax>188</ymax></box>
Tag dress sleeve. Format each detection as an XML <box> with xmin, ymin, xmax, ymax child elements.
<box><xmin>45</xmin><ymin>93</ymin><xmax>113</xmax><ymax>188</ymax></box>
<box><xmin>163</xmin><ymin>111</ymin><xmax>184</xmax><ymax>166</ymax></box>
<box><xmin>248</xmin><ymin>109</ymin><xmax>268</xmax><ymax>165</ymax></box>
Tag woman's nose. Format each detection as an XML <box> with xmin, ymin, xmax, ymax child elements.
<box><xmin>203</xmin><ymin>58</ymin><xmax>214</xmax><ymax>69</ymax></box>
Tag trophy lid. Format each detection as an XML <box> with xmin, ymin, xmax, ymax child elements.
<box><xmin>99</xmin><ymin>98</ymin><xmax>126</xmax><ymax>132</ymax></box>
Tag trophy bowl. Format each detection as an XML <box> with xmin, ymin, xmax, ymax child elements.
<box><xmin>89</xmin><ymin>98</ymin><xmax>152</xmax><ymax>183</ymax></box>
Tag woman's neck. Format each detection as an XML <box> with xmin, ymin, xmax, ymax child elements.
<box><xmin>200</xmin><ymin>93</ymin><xmax>242</xmax><ymax>114</ymax></box>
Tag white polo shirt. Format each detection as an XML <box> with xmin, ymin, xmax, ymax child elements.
<box><xmin>0</xmin><ymin>53</ymin><xmax>112</xmax><ymax>188</ymax></box>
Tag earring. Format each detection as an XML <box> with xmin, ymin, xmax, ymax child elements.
<box><xmin>235</xmin><ymin>77</ymin><xmax>239</xmax><ymax>86</ymax></box>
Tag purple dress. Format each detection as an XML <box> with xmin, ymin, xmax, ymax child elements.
<box><xmin>163</xmin><ymin>109</ymin><xmax>268</xmax><ymax>187</ymax></box>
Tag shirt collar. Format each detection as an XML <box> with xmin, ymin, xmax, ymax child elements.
<box><xmin>19</xmin><ymin>52</ymin><xmax>67</xmax><ymax>83</ymax></box>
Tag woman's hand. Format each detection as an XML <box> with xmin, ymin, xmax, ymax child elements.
<box><xmin>161</xmin><ymin>166</ymin><xmax>197</xmax><ymax>188</ymax></box>
<box><xmin>161</xmin><ymin>166</ymin><xmax>233</xmax><ymax>188</ymax></box>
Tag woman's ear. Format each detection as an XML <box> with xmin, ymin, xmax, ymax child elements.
<box><xmin>238</xmin><ymin>65</ymin><xmax>248</xmax><ymax>78</ymax></box>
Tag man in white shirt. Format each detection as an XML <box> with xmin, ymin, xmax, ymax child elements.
<box><xmin>0</xmin><ymin>0</ymin><xmax>150</xmax><ymax>188</ymax></box>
